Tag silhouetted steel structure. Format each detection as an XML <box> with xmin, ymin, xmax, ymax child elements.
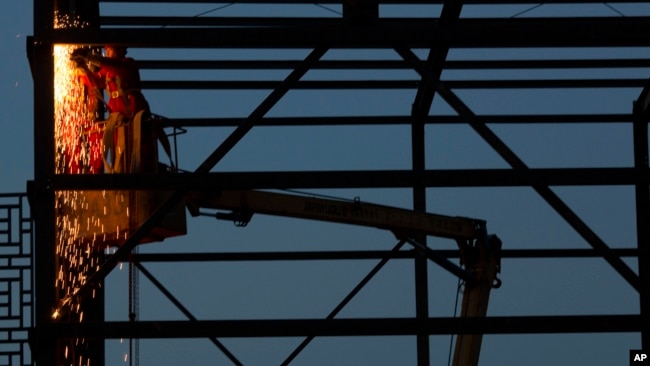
<box><xmin>23</xmin><ymin>0</ymin><xmax>650</xmax><ymax>365</ymax></box>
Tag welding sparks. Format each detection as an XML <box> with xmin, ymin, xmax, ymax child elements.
<box><xmin>53</xmin><ymin>10</ymin><xmax>103</xmax><ymax>366</ymax></box>
<box><xmin>50</xmin><ymin>8</ymin><xmax>182</xmax><ymax>365</ymax></box>
<box><xmin>53</xmin><ymin>27</ymin><xmax>94</xmax><ymax>319</ymax></box>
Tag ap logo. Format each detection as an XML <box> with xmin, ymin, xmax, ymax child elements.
<box><xmin>631</xmin><ymin>350</ymin><xmax>649</xmax><ymax>365</ymax></box>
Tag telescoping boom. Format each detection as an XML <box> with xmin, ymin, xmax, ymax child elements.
<box><xmin>186</xmin><ymin>189</ymin><xmax>502</xmax><ymax>366</ymax></box>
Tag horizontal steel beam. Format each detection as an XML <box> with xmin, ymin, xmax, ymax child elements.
<box><xmin>159</xmin><ymin>114</ymin><xmax>631</xmax><ymax>127</ymax></box>
<box><xmin>45</xmin><ymin>17</ymin><xmax>650</xmax><ymax>48</ymax></box>
<box><xmin>33</xmin><ymin>315</ymin><xmax>641</xmax><ymax>339</ymax></box>
<box><xmin>140</xmin><ymin>78</ymin><xmax>647</xmax><ymax>90</ymax></box>
<box><xmin>95</xmin><ymin>16</ymin><xmax>650</xmax><ymax>40</ymax></box>
<box><xmin>134</xmin><ymin>251</ymin><xmax>419</xmax><ymax>262</ymax></box>
<box><xmin>47</xmin><ymin>168</ymin><xmax>650</xmax><ymax>190</ymax></box>
<box><xmin>99</xmin><ymin>0</ymin><xmax>650</xmax><ymax>4</ymax></box>
<box><xmin>132</xmin><ymin>248</ymin><xmax>638</xmax><ymax>263</ymax></box>
<box><xmin>136</xmin><ymin>59</ymin><xmax>650</xmax><ymax>71</ymax></box>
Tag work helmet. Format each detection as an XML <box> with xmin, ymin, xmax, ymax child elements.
<box><xmin>104</xmin><ymin>44</ymin><xmax>128</xmax><ymax>56</ymax></box>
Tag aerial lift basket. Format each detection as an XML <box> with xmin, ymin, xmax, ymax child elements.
<box><xmin>60</xmin><ymin>189</ymin><xmax>187</xmax><ymax>249</ymax></box>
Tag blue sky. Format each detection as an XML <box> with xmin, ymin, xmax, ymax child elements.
<box><xmin>1</xmin><ymin>1</ymin><xmax>647</xmax><ymax>365</ymax></box>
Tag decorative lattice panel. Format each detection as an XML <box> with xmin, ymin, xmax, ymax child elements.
<box><xmin>0</xmin><ymin>194</ymin><xmax>32</xmax><ymax>366</ymax></box>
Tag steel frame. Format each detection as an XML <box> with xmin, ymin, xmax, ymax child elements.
<box><xmin>26</xmin><ymin>0</ymin><xmax>650</xmax><ymax>365</ymax></box>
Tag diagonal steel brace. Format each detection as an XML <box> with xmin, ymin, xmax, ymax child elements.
<box><xmin>135</xmin><ymin>262</ymin><xmax>243</xmax><ymax>365</ymax></box>
<box><xmin>396</xmin><ymin>47</ymin><xmax>640</xmax><ymax>292</ymax></box>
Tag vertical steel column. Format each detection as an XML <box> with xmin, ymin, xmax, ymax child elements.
<box><xmin>408</xmin><ymin>5</ymin><xmax>462</xmax><ymax>363</ymax></box>
<box><xmin>409</xmin><ymin>41</ymin><xmax>434</xmax><ymax>366</ymax></box>
<box><xmin>633</xmin><ymin>94</ymin><xmax>650</xmax><ymax>349</ymax></box>
<box><xmin>411</xmin><ymin>110</ymin><xmax>429</xmax><ymax>366</ymax></box>
<box><xmin>31</xmin><ymin>0</ymin><xmax>57</xmax><ymax>365</ymax></box>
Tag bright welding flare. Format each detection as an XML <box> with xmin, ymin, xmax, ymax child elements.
<box><xmin>53</xmin><ymin>10</ymin><xmax>104</xmax><ymax>366</ymax></box>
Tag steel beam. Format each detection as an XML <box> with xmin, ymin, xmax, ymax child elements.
<box><xmin>634</xmin><ymin>82</ymin><xmax>650</xmax><ymax>349</ymax></box>
<box><xmin>31</xmin><ymin>0</ymin><xmax>57</xmax><ymax>365</ymax></box>
<box><xmin>139</xmin><ymin>78</ymin><xmax>647</xmax><ymax>90</ymax></box>
<box><xmin>44</xmin><ymin>17</ymin><xmax>650</xmax><ymax>48</ymax></box>
<box><xmin>637</xmin><ymin>79</ymin><xmax>650</xmax><ymax>120</ymax></box>
<box><xmin>32</xmin><ymin>315</ymin><xmax>642</xmax><ymax>339</ymax></box>
<box><xmin>47</xmin><ymin>168</ymin><xmax>650</xmax><ymax>190</ymax></box>
<box><xmin>135</xmin><ymin>59</ymin><xmax>650</xmax><ymax>71</ymax></box>
<box><xmin>398</xmin><ymin>47</ymin><xmax>641</xmax><ymax>292</ymax></box>
<box><xmin>98</xmin><ymin>0</ymin><xmax>650</xmax><ymax>4</ymax></box>
<box><xmin>280</xmin><ymin>240</ymin><xmax>407</xmax><ymax>365</ymax></box>
<box><xmin>132</xmin><ymin>248</ymin><xmax>639</xmax><ymax>263</ymax></box>
<box><xmin>406</xmin><ymin>3</ymin><xmax>462</xmax><ymax>363</ymax></box>
<box><xmin>29</xmin><ymin>6</ymin><xmax>61</xmax><ymax>366</ymax></box>
<box><xmin>135</xmin><ymin>263</ymin><xmax>243</xmax><ymax>365</ymax></box>
<box><xmin>433</xmin><ymin>82</ymin><xmax>642</xmax><ymax>292</ymax></box>
<box><xmin>158</xmin><ymin>114</ymin><xmax>631</xmax><ymax>127</ymax></box>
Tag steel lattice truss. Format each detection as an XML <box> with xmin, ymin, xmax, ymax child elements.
<box><xmin>27</xmin><ymin>1</ymin><xmax>650</xmax><ymax>365</ymax></box>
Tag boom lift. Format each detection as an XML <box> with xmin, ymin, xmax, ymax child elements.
<box><xmin>186</xmin><ymin>189</ymin><xmax>502</xmax><ymax>366</ymax></box>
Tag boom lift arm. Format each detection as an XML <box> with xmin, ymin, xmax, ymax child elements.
<box><xmin>186</xmin><ymin>190</ymin><xmax>484</xmax><ymax>240</ymax></box>
<box><xmin>452</xmin><ymin>233</ymin><xmax>502</xmax><ymax>366</ymax></box>
<box><xmin>186</xmin><ymin>189</ymin><xmax>501</xmax><ymax>366</ymax></box>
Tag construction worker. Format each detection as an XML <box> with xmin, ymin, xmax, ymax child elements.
<box><xmin>89</xmin><ymin>45</ymin><xmax>149</xmax><ymax>119</ymax></box>
<box><xmin>73</xmin><ymin>45</ymin><xmax>158</xmax><ymax>174</ymax></box>
<box><xmin>62</xmin><ymin>58</ymin><xmax>103</xmax><ymax>174</ymax></box>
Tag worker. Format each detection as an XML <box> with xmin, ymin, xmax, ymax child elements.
<box><xmin>88</xmin><ymin>45</ymin><xmax>149</xmax><ymax>118</ymax></box>
<box><xmin>72</xmin><ymin>45</ymin><xmax>159</xmax><ymax>174</ymax></box>
<box><xmin>62</xmin><ymin>58</ymin><xmax>103</xmax><ymax>174</ymax></box>
<box><xmin>57</xmin><ymin>46</ymin><xmax>104</xmax><ymax>174</ymax></box>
